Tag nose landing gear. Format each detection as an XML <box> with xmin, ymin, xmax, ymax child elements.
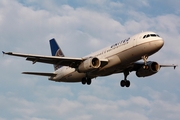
<box><xmin>142</xmin><ymin>55</ymin><xmax>149</xmax><ymax>69</ymax></box>
<box><xmin>120</xmin><ymin>55</ymin><xmax>150</xmax><ymax>88</ymax></box>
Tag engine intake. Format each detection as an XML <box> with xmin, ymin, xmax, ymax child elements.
<box><xmin>136</xmin><ymin>61</ymin><xmax>160</xmax><ymax>77</ymax></box>
<box><xmin>78</xmin><ymin>57</ymin><xmax>101</xmax><ymax>73</ymax></box>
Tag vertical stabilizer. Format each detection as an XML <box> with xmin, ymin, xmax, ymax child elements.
<box><xmin>49</xmin><ymin>38</ymin><xmax>65</xmax><ymax>70</ymax></box>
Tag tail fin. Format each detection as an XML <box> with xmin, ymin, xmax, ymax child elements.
<box><xmin>49</xmin><ymin>38</ymin><xmax>65</xmax><ymax>70</ymax></box>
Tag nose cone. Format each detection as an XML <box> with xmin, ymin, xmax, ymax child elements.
<box><xmin>156</xmin><ymin>38</ymin><xmax>164</xmax><ymax>49</ymax></box>
<box><xmin>150</xmin><ymin>38</ymin><xmax>164</xmax><ymax>54</ymax></box>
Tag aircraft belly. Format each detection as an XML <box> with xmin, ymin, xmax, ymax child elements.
<box><xmin>59</xmin><ymin>71</ymin><xmax>85</xmax><ymax>82</ymax></box>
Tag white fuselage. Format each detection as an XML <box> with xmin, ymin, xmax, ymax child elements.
<box><xmin>49</xmin><ymin>31</ymin><xmax>164</xmax><ymax>82</ymax></box>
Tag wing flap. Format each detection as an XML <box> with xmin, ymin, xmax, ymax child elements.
<box><xmin>3</xmin><ymin>52</ymin><xmax>83</xmax><ymax>67</ymax></box>
<box><xmin>3</xmin><ymin>51</ymin><xmax>109</xmax><ymax>68</ymax></box>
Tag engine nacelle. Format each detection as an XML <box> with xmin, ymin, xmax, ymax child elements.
<box><xmin>136</xmin><ymin>61</ymin><xmax>160</xmax><ymax>77</ymax></box>
<box><xmin>78</xmin><ymin>57</ymin><xmax>101</xmax><ymax>73</ymax></box>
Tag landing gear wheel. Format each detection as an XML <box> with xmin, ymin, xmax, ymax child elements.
<box><xmin>143</xmin><ymin>65</ymin><xmax>149</xmax><ymax>69</ymax></box>
<box><xmin>120</xmin><ymin>71</ymin><xmax>131</xmax><ymax>87</ymax></box>
<box><xmin>87</xmin><ymin>78</ymin><xmax>91</xmax><ymax>85</ymax></box>
<box><xmin>120</xmin><ymin>80</ymin><xmax>126</xmax><ymax>87</ymax></box>
<box><xmin>81</xmin><ymin>78</ymin><xmax>87</xmax><ymax>85</ymax></box>
<box><xmin>81</xmin><ymin>77</ymin><xmax>91</xmax><ymax>85</ymax></box>
<box><xmin>120</xmin><ymin>80</ymin><xmax>130</xmax><ymax>87</ymax></box>
<box><xmin>125</xmin><ymin>80</ymin><xmax>130</xmax><ymax>87</ymax></box>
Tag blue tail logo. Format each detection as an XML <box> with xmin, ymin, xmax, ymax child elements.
<box><xmin>49</xmin><ymin>38</ymin><xmax>65</xmax><ymax>70</ymax></box>
<box><xmin>55</xmin><ymin>49</ymin><xmax>64</xmax><ymax>57</ymax></box>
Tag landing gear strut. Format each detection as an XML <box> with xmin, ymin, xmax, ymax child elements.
<box><xmin>120</xmin><ymin>71</ymin><xmax>130</xmax><ymax>87</ymax></box>
<box><xmin>81</xmin><ymin>77</ymin><xmax>91</xmax><ymax>85</ymax></box>
<box><xmin>142</xmin><ymin>55</ymin><xmax>149</xmax><ymax>69</ymax></box>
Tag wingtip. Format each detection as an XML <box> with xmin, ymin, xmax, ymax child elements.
<box><xmin>2</xmin><ymin>51</ymin><xmax>13</xmax><ymax>55</ymax></box>
<box><xmin>174</xmin><ymin>65</ymin><xmax>178</xmax><ymax>69</ymax></box>
<box><xmin>2</xmin><ymin>51</ymin><xmax>5</xmax><ymax>54</ymax></box>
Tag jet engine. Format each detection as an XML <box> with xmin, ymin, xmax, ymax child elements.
<box><xmin>136</xmin><ymin>61</ymin><xmax>160</xmax><ymax>77</ymax></box>
<box><xmin>78</xmin><ymin>57</ymin><xmax>101</xmax><ymax>73</ymax></box>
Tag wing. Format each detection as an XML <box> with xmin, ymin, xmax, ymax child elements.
<box><xmin>129</xmin><ymin>61</ymin><xmax>177</xmax><ymax>72</ymax></box>
<box><xmin>3</xmin><ymin>51</ymin><xmax>82</xmax><ymax>67</ymax></box>
<box><xmin>160</xmin><ymin>64</ymin><xmax>178</xmax><ymax>69</ymax></box>
<box><xmin>2</xmin><ymin>51</ymin><xmax>108</xmax><ymax>68</ymax></box>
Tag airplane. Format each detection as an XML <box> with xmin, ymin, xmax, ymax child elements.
<box><xmin>3</xmin><ymin>31</ymin><xmax>177</xmax><ymax>87</ymax></box>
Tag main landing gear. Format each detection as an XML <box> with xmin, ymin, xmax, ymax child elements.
<box><xmin>120</xmin><ymin>71</ymin><xmax>130</xmax><ymax>87</ymax></box>
<box><xmin>81</xmin><ymin>77</ymin><xmax>91</xmax><ymax>85</ymax></box>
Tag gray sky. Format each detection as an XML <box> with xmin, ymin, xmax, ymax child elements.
<box><xmin>0</xmin><ymin>0</ymin><xmax>180</xmax><ymax>120</ymax></box>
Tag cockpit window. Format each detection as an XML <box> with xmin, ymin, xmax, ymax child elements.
<box><xmin>143</xmin><ymin>35</ymin><xmax>146</xmax><ymax>39</ymax></box>
<box><xmin>150</xmin><ymin>34</ymin><xmax>156</xmax><ymax>37</ymax></box>
<box><xmin>146</xmin><ymin>34</ymin><xmax>150</xmax><ymax>38</ymax></box>
<box><xmin>143</xmin><ymin>34</ymin><xmax>160</xmax><ymax>39</ymax></box>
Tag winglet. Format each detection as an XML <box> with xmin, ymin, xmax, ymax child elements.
<box><xmin>1</xmin><ymin>51</ymin><xmax>13</xmax><ymax>55</ymax></box>
<box><xmin>174</xmin><ymin>65</ymin><xmax>178</xmax><ymax>69</ymax></box>
<box><xmin>2</xmin><ymin>51</ymin><xmax>6</xmax><ymax>56</ymax></box>
<box><xmin>2</xmin><ymin>51</ymin><xmax>5</xmax><ymax>54</ymax></box>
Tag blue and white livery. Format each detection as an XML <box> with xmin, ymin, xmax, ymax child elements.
<box><xmin>3</xmin><ymin>31</ymin><xmax>177</xmax><ymax>87</ymax></box>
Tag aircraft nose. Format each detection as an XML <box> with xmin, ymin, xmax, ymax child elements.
<box><xmin>156</xmin><ymin>38</ymin><xmax>164</xmax><ymax>49</ymax></box>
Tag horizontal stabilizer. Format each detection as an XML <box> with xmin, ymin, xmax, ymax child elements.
<box><xmin>22</xmin><ymin>72</ymin><xmax>57</xmax><ymax>77</ymax></box>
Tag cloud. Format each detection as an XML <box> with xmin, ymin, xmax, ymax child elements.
<box><xmin>0</xmin><ymin>0</ymin><xmax>180</xmax><ymax>120</ymax></box>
